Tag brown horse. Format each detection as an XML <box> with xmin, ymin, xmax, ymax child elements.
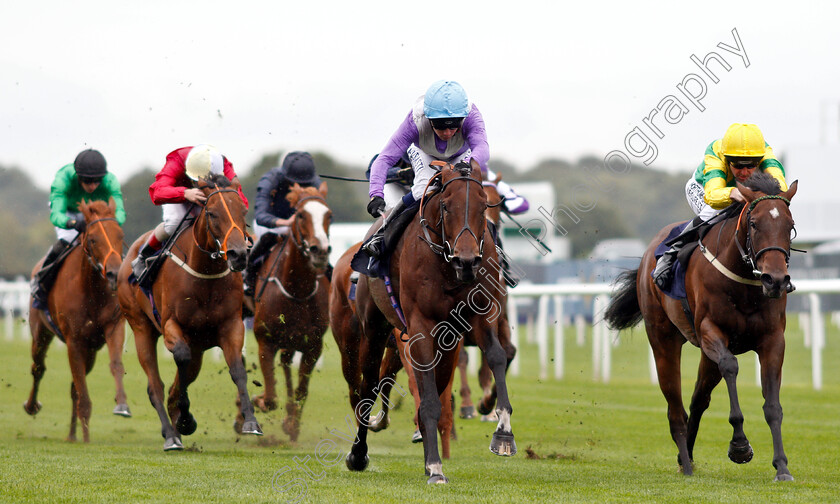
<box><xmin>366</xmin><ymin>175</ymin><xmax>515</xmax><ymax>440</ymax></box>
<box><xmin>25</xmin><ymin>199</ymin><xmax>129</xmax><ymax>442</ymax></box>
<box><xmin>251</xmin><ymin>184</ymin><xmax>331</xmax><ymax>442</ymax></box>
<box><xmin>340</xmin><ymin>160</ymin><xmax>515</xmax><ymax>483</ymax></box>
<box><xmin>604</xmin><ymin>173</ymin><xmax>798</xmax><ymax>481</ymax></box>
<box><xmin>117</xmin><ymin>174</ymin><xmax>262</xmax><ymax>451</ymax></box>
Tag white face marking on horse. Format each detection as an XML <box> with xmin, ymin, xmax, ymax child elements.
<box><xmin>769</xmin><ymin>207</ymin><xmax>780</xmax><ymax>219</ymax></box>
<box><xmin>302</xmin><ymin>200</ymin><xmax>330</xmax><ymax>249</ymax></box>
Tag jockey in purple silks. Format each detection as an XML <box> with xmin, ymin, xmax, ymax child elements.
<box><xmin>363</xmin><ymin>80</ymin><xmax>528</xmax><ymax>258</ymax></box>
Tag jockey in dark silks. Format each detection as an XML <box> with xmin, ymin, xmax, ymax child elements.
<box><xmin>243</xmin><ymin>151</ymin><xmax>326</xmax><ymax>302</ymax></box>
<box><xmin>652</xmin><ymin>123</ymin><xmax>792</xmax><ymax>292</ymax></box>
<box><xmin>31</xmin><ymin>149</ymin><xmax>126</xmax><ymax>307</ymax></box>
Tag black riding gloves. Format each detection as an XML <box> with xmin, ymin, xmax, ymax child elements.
<box><xmin>71</xmin><ymin>218</ymin><xmax>87</xmax><ymax>232</ymax></box>
<box><xmin>367</xmin><ymin>196</ymin><xmax>385</xmax><ymax>218</ymax></box>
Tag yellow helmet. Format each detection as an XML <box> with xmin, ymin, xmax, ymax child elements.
<box><xmin>185</xmin><ymin>144</ymin><xmax>224</xmax><ymax>181</ymax></box>
<box><xmin>721</xmin><ymin>123</ymin><xmax>766</xmax><ymax>158</ymax></box>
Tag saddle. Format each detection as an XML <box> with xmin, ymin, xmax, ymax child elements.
<box><xmin>134</xmin><ymin>219</ymin><xmax>194</xmax><ymax>289</ymax></box>
<box><xmin>350</xmin><ymin>200</ymin><xmax>421</xmax><ymax>278</ymax></box>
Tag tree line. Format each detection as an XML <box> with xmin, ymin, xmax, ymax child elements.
<box><xmin>0</xmin><ymin>153</ymin><xmax>689</xmax><ymax>278</ymax></box>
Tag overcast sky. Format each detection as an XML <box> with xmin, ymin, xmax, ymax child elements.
<box><xmin>2</xmin><ymin>1</ymin><xmax>838</xmax><ymax>189</ymax></box>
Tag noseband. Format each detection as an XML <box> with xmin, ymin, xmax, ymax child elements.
<box><xmin>193</xmin><ymin>186</ymin><xmax>246</xmax><ymax>260</ymax></box>
<box><xmin>419</xmin><ymin>166</ymin><xmax>486</xmax><ymax>262</ymax></box>
<box><xmin>82</xmin><ymin>217</ymin><xmax>122</xmax><ymax>279</ymax></box>
<box><xmin>735</xmin><ymin>195</ymin><xmax>793</xmax><ymax>277</ymax></box>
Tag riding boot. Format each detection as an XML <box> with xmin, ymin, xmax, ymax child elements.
<box><xmin>362</xmin><ymin>197</ymin><xmax>408</xmax><ymax>259</ymax></box>
<box><xmin>31</xmin><ymin>239</ymin><xmax>70</xmax><ymax>306</ymax></box>
<box><xmin>131</xmin><ymin>243</ymin><xmax>158</xmax><ymax>279</ymax></box>
<box><xmin>652</xmin><ymin>217</ymin><xmax>703</xmax><ymax>289</ymax></box>
<box><xmin>244</xmin><ymin>233</ymin><xmax>277</xmax><ymax>297</ymax></box>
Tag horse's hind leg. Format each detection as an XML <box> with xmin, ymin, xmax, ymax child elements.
<box><xmin>24</xmin><ymin>319</ymin><xmax>53</xmax><ymax>416</ymax></box>
<box><xmin>648</xmin><ymin>324</ymin><xmax>692</xmax><ymax>474</ymax></box>
<box><xmin>687</xmin><ymin>353</ymin><xmax>723</xmax><ymax>462</ymax></box>
<box><xmin>369</xmin><ymin>346</ymin><xmax>402</xmax><ymax>432</ymax></box>
<box><xmin>106</xmin><ymin>321</ymin><xmax>131</xmax><ymax>417</ymax></box>
<box><xmin>757</xmin><ymin>335</ymin><xmax>793</xmax><ymax>481</ymax></box>
<box><xmin>456</xmin><ymin>346</ymin><xmax>475</xmax><ymax>419</ymax></box>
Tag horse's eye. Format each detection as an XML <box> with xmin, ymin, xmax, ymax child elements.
<box><xmin>749</xmin><ymin>221</ymin><xmax>757</xmax><ymax>229</ymax></box>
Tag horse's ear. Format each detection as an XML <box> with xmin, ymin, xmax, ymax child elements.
<box><xmin>470</xmin><ymin>158</ymin><xmax>481</xmax><ymax>177</ymax></box>
<box><xmin>494</xmin><ymin>172</ymin><xmax>502</xmax><ymax>184</ymax></box>
<box><xmin>78</xmin><ymin>199</ymin><xmax>90</xmax><ymax>215</ymax></box>
<box><xmin>230</xmin><ymin>176</ymin><xmax>242</xmax><ymax>192</ymax></box>
<box><xmin>782</xmin><ymin>180</ymin><xmax>798</xmax><ymax>201</ymax></box>
<box><xmin>318</xmin><ymin>181</ymin><xmax>328</xmax><ymax>198</ymax></box>
<box><xmin>286</xmin><ymin>184</ymin><xmax>301</xmax><ymax>206</ymax></box>
<box><xmin>108</xmin><ymin>197</ymin><xmax>116</xmax><ymax>213</ymax></box>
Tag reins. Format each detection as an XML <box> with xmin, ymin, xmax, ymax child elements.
<box><xmin>192</xmin><ymin>186</ymin><xmax>247</xmax><ymax>260</ymax></box>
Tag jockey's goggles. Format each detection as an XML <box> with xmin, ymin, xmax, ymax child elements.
<box><xmin>728</xmin><ymin>157</ymin><xmax>762</xmax><ymax>170</ymax></box>
<box><xmin>79</xmin><ymin>175</ymin><xmax>103</xmax><ymax>184</ymax></box>
<box><xmin>430</xmin><ymin>117</ymin><xmax>464</xmax><ymax>130</ymax></box>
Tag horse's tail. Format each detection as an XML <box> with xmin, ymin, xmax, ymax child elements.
<box><xmin>604</xmin><ymin>268</ymin><xmax>642</xmax><ymax>331</ymax></box>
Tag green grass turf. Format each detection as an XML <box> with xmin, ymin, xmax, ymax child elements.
<box><xmin>0</xmin><ymin>315</ymin><xmax>838</xmax><ymax>503</ymax></box>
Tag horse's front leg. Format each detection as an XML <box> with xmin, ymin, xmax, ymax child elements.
<box><xmin>65</xmin><ymin>341</ymin><xmax>93</xmax><ymax>442</ymax></box>
<box><xmin>105</xmin><ymin>320</ymin><xmax>131</xmax><ymax>417</ymax></box>
<box><xmin>415</xmin><ymin>366</ymin><xmax>446</xmax><ymax>483</ymax></box>
<box><xmin>757</xmin><ymin>333</ymin><xmax>793</xmax><ymax>481</ymax></box>
<box><xmin>24</xmin><ymin>319</ymin><xmax>54</xmax><ymax>416</ymax></box>
<box><xmin>286</xmin><ymin>345</ymin><xmax>323</xmax><ymax>442</ymax></box>
<box><xmin>219</xmin><ymin>321</ymin><xmax>262</xmax><ymax>436</ymax></box>
<box><xmin>167</xmin><ymin>346</ymin><xmax>204</xmax><ymax>438</ymax></box>
<box><xmin>253</xmin><ymin>334</ymin><xmax>279</xmax><ymax>413</ymax></box>
<box><xmin>479</xmin><ymin>326</ymin><xmax>516</xmax><ymax>457</ymax></box>
<box><xmin>687</xmin><ymin>353</ymin><xmax>723</xmax><ymax>463</ymax></box>
<box><xmin>700</xmin><ymin>324</ymin><xmax>752</xmax><ymax>465</ymax></box>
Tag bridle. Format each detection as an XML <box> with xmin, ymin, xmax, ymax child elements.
<box><xmin>289</xmin><ymin>195</ymin><xmax>329</xmax><ymax>259</ymax></box>
<box><xmin>81</xmin><ymin>217</ymin><xmax>123</xmax><ymax>279</ymax></box>
<box><xmin>419</xmin><ymin>163</ymin><xmax>486</xmax><ymax>262</ymax></box>
<box><xmin>735</xmin><ymin>195</ymin><xmax>794</xmax><ymax>278</ymax></box>
<box><xmin>192</xmin><ymin>186</ymin><xmax>247</xmax><ymax>260</ymax></box>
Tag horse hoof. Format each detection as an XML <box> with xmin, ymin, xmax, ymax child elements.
<box><xmin>489</xmin><ymin>430</ymin><xmax>517</xmax><ymax>457</ymax></box>
<box><xmin>774</xmin><ymin>473</ymin><xmax>794</xmax><ymax>482</ymax></box>
<box><xmin>112</xmin><ymin>404</ymin><xmax>132</xmax><ymax>417</ymax></box>
<box><xmin>241</xmin><ymin>420</ymin><xmax>263</xmax><ymax>436</ymax></box>
<box><xmin>411</xmin><ymin>429</ymin><xmax>423</xmax><ymax>443</ymax></box>
<box><xmin>427</xmin><ymin>474</ymin><xmax>449</xmax><ymax>484</ymax></box>
<box><xmin>677</xmin><ymin>454</ymin><xmax>695</xmax><ymax>475</ymax></box>
<box><xmin>728</xmin><ymin>441</ymin><xmax>754</xmax><ymax>464</ymax></box>
<box><xmin>460</xmin><ymin>405</ymin><xmax>476</xmax><ymax>419</ymax></box>
<box><xmin>477</xmin><ymin>401</ymin><xmax>493</xmax><ymax>416</ymax></box>
<box><xmin>176</xmin><ymin>413</ymin><xmax>197</xmax><ymax>436</ymax></box>
<box><xmin>368</xmin><ymin>413</ymin><xmax>390</xmax><ymax>432</ymax></box>
<box><xmin>23</xmin><ymin>401</ymin><xmax>42</xmax><ymax>416</ymax></box>
<box><xmin>345</xmin><ymin>452</ymin><xmax>369</xmax><ymax>472</ymax></box>
<box><xmin>164</xmin><ymin>437</ymin><xmax>184</xmax><ymax>451</ymax></box>
<box><xmin>480</xmin><ymin>411</ymin><xmax>499</xmax><ymax>422</ymax></box>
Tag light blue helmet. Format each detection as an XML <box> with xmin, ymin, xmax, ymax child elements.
<box><xmin>423</xmin><ymin>80</ymin><xmax>469</xmax><ymax>119</ymax></box>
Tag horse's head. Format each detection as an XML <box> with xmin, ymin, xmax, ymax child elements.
<box><xmin>434</xmin><ymin>159</ymin><xmax>488</xmax><ymax>283</ymax></box>
<box><xmin>736</xmin><ymin>174</ymin><xmax>799</xmax><ymax>298</ymax></box>
<box><xmin>287</xmin><ymin>182</ymin><xmax>332</xmax><ymax>271</ymax></box>
<box><xmin>195</xmin><ymin>174</ymin><xmax>249</xmax><ymax>271</ymax></box>
<box><xmin>78</xmin><ymin>198</ymin><xmax>124</xmax><ymax>291</ymax></box>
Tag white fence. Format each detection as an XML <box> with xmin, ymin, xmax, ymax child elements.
<box><xmin>3</xmin><ymin>278</ymin><xmax>839</xmax><ymax>389</ymax></box>
<box><xmin>507</xmin><ymin>279</ymin><xmax>840</xmax><ymax>390</ymax></box>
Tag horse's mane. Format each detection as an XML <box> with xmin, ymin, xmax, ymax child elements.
<box><xmin>743</xmin><ymin>171</ymin><xmax>781</xmax><ymax>195</ymax></box>
<box><xmin>287</xmin><ymin>185</ymin><xmax>324</xmax><ymax>208</ymax></box>
<box><xmin>198</xmin><ymin>173</ymin><xmax>232</xmax><ymax>188</ymax></box>
<box><xmin>79</xmin><ymin>199</ymin><xmax>115</xmax><ymax>218</ymax></box>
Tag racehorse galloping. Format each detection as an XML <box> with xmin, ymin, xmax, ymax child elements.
<box><xmin>604</xmin><ymin>173</ymin><xmax>798</xmax><ymax>481</ymax></box>
<box><xmin>25</xmin><ymin>199</ymin><xmax>129</xmax><ymax>442</ymax></box>
<box><xmin>251</xmin><ymin>184</ymin><xmax>331</xmax><ymax>442</ymax></box>
<box><xmin>347</xmin><ymin>160</ymin><xmax>515</xmax><ymax>483</ymax></box>
<box><xmin>367</xmin><ymin>175</ymin><xmax>516</xmax><ymax>440</ymax></box>
<box><xmin>117</xmin><ymin>174</ymin><xmax>262</xmax><ymax>451</ymax></box>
